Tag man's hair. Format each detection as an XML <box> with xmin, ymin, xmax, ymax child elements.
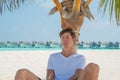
<box><xmin>59</xmin><ymin>29</ymin><xmax>76</xmax><ymax>38</ymax></box>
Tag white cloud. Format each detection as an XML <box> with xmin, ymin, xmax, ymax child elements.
<box><xmin>35</xmin><ymin>0</ymin><xmax>54</xmax><ymax>8</ymax></box>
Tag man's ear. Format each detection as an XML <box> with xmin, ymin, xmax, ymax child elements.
<box><xmin>73</xmin><ymin>37</ymin><xmax>77</xmax><ymax>43</ymax></box>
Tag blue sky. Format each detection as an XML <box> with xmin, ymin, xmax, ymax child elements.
<box><xmin>0</xmin><ymin>0</ymin><xmax>120</xmax><ymax>42</ymax></box>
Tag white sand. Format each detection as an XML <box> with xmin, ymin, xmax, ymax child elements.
<box><xmin>0</xmin><ymin>50</ymin><xmax>120</xmax><ymax>80</ymax></box>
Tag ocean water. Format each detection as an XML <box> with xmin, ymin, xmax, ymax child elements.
<box><xmin>0</xmin><ymin>47</ymin><xmax>61</xmax><ymax>51</ymax></box>
<box><xmin>0</xmin><ymin>47</ymin><xmax>120</xmax><ymax>51</ymax></box>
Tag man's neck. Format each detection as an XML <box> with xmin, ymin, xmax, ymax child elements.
<box><xmin>62</xmin><ymin>47</ymin><xmax>75</xmax><ymax>57</ymax></box>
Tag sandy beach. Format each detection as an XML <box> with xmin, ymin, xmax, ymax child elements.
<box><xmin>0</xmin><ymin>50</ymin><xmax>120</xmax><ymax>80</ymax></box>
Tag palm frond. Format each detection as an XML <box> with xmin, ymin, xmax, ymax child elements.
<box><xmin>0</xmin><ymin>0</ymin><xmax>27</xmax><ymax>15</ymax></box>
<box><xmin>115</xmin><ymin>0</ymin><xmax>120</xmax><ymax>25</ymax></box>
<box><xmin>109</xmin><ymin>0</ymin><xmax>114</xmax><ymax>22</ymax></box>
<box><xmin>98</xmin><ymin>0</ymin><xmax>105</xmax><ymax>8</ymax></box>
<box><xmin>98</xmin><ymin>0</ymin><xmax>120</xmax><ymax>26</ymax></box>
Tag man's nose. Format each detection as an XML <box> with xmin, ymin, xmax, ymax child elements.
<box><xmin>63</xmin><ymin>38</ymin><xmax>68</xmax><ymax>41</ymax></box>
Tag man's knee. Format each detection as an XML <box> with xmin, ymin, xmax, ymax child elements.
<box><xmin>16</xmin><ymin>69</ymin><xmax>30</xmax><ymax>75</ymax></box>
<box><xmin>87</xmin><ymin>63</ymin><xmax>99</xmax><ymax>72</ymax></box>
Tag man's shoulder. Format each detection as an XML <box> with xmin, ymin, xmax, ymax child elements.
<box><xmin>75</xmin><ymin>53</ymin><xmax>86</xmax><ymax>59</ymax></box>
<box><xmin>50</xmin><ymin>52</ymin><xmax>61</xmax><ymax>56</ymax></box>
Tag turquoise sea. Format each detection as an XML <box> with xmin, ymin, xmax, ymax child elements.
<box><xmin>0</xmin><ymin>47</ymin><xmax>120</xmax><ymax>51</ymax></box>
<box><xmin>0</xmin><ymin>47</ymin><xmax>61</xmax><ymax>51</ymax></box>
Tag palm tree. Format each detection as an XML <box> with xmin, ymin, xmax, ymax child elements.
<box><xmin>0</xmin><ymin>0</ymin><xmax>120</xmax><ymax>26</ymax></box>
<box><xmin>98</xmin><ymin>0</ymin><xmax>120</xmax><ymax>25</ymax></box>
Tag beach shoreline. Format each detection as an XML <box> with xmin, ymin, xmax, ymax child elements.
<box><xmin>0</xmin><ymin>50</ymin><xmax>120</xmax><ymax>80</ymax></box>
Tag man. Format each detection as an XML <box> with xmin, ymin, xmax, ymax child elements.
<box><xmin>15</xmin><ymin>29</ymin><xmax>99</xmax><ymax>80</ymax></box>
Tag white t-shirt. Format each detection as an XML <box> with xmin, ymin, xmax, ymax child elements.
<box><xmin>47</xmin><ymin>52</ymin><xmax>86</xmax><ymax>80</ymax></box>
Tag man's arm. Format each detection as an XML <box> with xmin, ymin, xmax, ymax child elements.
<box><xmin>69</xmin><ymin>69</ymin><xmax>82</xmax><ymax>80</ymax></box>
<box><xmin>46</xmin><ymin>69</ymin><xmax>55</xmax><ymax>80</ymax></box>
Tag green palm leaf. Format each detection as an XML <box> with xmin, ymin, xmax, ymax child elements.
<box><xmin>0</xmin><ymin>0</ymin><xmax>27</xmax><ymax>15</ymax></box>
<box><xmin>98</xmin><ymin>0</ymin><xmax>120</xmax><ymax>25</ymax></box>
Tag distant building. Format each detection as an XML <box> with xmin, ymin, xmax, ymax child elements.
<box><xmin>0</xmin><ymin>42</ymin><xmax>6</xmax><ymax>48</ymax></box>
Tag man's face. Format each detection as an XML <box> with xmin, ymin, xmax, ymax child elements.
<box><xmin>60</xmin><ymin>32</ymin><xmax>75</xmax><ymax>48</ymax></box>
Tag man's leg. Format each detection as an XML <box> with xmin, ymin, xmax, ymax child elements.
<box><xmin>14</xmin><ymin>69</ymin><xmax>40</xmax><ymax>80</ymax></box>
<box><xmin>78</xmin><ymin>63</ymin><xmax>99</xmax><ymax>80</ymax></box>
